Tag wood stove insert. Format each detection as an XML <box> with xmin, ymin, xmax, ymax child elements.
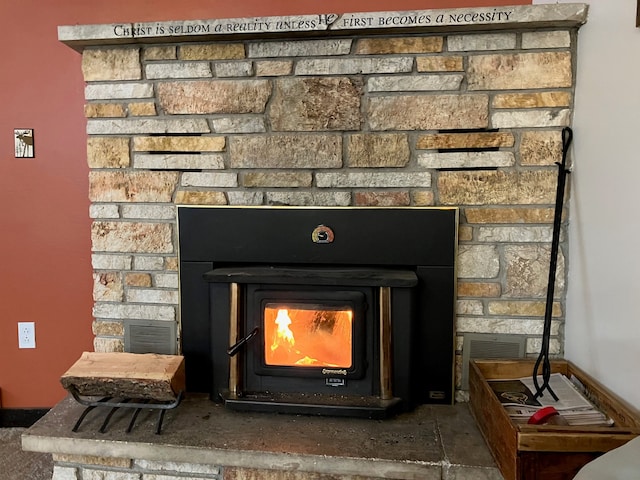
<box><xmin>178</xmin><ymin>206</ymin><xmax>457</xmax><ymax>418</ymax></box>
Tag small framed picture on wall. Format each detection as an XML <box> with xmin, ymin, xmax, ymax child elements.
<box><xmin>14</xmin><ymin>128</ymin><xmax>35</xmax><ymax>158</ymax></box>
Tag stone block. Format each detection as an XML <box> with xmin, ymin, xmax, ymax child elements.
<box><xmin>228</xmin><ymin>191</ymin><xmax>264</xmax><ymax>205</ymax></box>
<box><xmin>135</xmin><ymin>459</ymin><xmax>220</xmax><ymax>475</ymax></box>
<box><xmin>142</xmin><ymin>46</ymin><xmax>176</xmax><ymax>60</ymax></box>
<box><xmin>92</xmin><ymin>320</ymin><xmax>125</xmax><ymax>337</ymax></box>
<box><xmin>91</xmin><ymin>221</ymin><xmax>173</xmax><ymax>253</ymax></box>
<box><xmin>457</xmin><ymin>299</ymin><xmax>484</xmax><ymax>315</ymax></box>
<box><xmin>448</xmin><ymin>33</ymin><xmax>516</xmax><ymax>51</ymax></box>
<box><xmin>504</xmin><ymin>245</ymin><xmax>565</xmax><ymax>298</ymax></box>
<box><xmin>266</xmin><ymin>191</ymin><xmax>351</xmax><ymax>206</ymax></box>
<box><xmin>457</xmin><ymin>282</ymin><xmax>501</xmax><ymax>298</ymax></box>
<box><xmin>242</xmin><ymin>172</ymin><xmax>313</xmax><ymax>188</ymax></box>
<box><xmin>134</xmin><ymin>256</ymin><xmax>165</xmax><ymax>271</ymax></box>
<box><xmin>90</xmin><ymin>204</ymin><xmax>120</xmax><ymax>219</ymax></box>
<box><xmin>457</xmin><ymin>317</ymin><xmax>559</xmax><ymax>336</ymax></box>
<box><xmin>412</xmin><ymin>191</ymin><xmax>434</xmax><ymax>206</ymax></box>
<box><xmin>133</xmin><ymin>136</ymin><xmax>225</xmax><ymax>152</ymax></box>
<box><xmin>87</xmin><ymin>137</ymin><xmax>130</xmax><ymax>169</ymax></box>
<box><xmin>154</xmin><ymin>273</ymin><xmax>179</xmax><ymax>289</ymax></box>
<box><xmin>354</xmin><ymin>191</ymin><xmax>411</xmax><ymax>206</ymax></box>
<box><xmin>487</xmin><ymin>300</ymin><xmax>562</xmax><ymax>317</ymax></box>
<box><xmin>85</xmin><ymin>83</ymin><xmax>153</xmax><ymax>100</ymax></box>
<box><xmin>295</xmin><ymin>57</ymin><xmax>413</xmax><ymax>75</ymax></box>
<box><xmin>522</xmin><ymin>30</ymin><xmax>571</xmax><ymax>49</ymax></box>
<box><xmin>89</xmin><ymin>171</ymin><xmax>179</xmax><ymax>203</ymax></box>
<box><xmin>457</xmin><ymin>245</ymin><xmax>500</xmax><ymax>279</ymax></box>
<box><xmin>179</xmin><ymin>43</ymin><xmax>245</xmax><ymax>60</ymax></box>
<box><xmin>84</xmin><ymin>103</ymin><xmax>126</xmax><ymax>118</ymax></box>
<box><xmin>477</xmin><ymin>225</ymin><xmax>553</xmax><ymax>242</ymax></box>
<box><xmin>157</xmin><ymin>80</ymin><xmax>271</xmax><ymax>114</ymax></box>
<box><xmin>87</xmin><ymin>118</ymin><xmax>210</xmax><ymax>135</ymax></box>
<box><xmin>248</xmin><ymin>39</ymin><xmax>351</xmax><ymax>58</ymax></box>
<box><xmin>520</xmin><ymin>130</ymin><xmax>563</xmax><ymax>166</ymax></box>
<box><xmin>355</xmin><ymin>36</ymin><xmax>443</xmax><ymax>54</ymax></box>
<box><xmin>52</xmin><ymin>465</ymin><xmax>79</xmax><ymax>480</ymax></box>
<box><xmin>492</xmin><ymin>109</ymin><xmax>571</xmax><ymax>128</ymax></box>
<box><xmin>181</xmin><ymin>172</ymin><xmax>238</xmax><ymax>188</ymax></box>
<box><xmin>418</xmin><ymin>151</ymin><xmax>514</xmax><ymax>169</ymax></box>
<box><xmin>316</xmin><ymin>171</ymin><xmax>431</xmax><ymax>188</ymax></box>
<box><xmin>438</xmin><ymin>170</ymin><xmax>557</xmax><ymax>205</ymax></box>
<box><xmin>127</xmin><ymin>102</ymin><xmax>157</xmax><ymax>116</ymax></box>
<box><xmin>93</xmin><ymin>272</ymin><xmax>124</xmax><ymax>302</ymax></box>
<box><xmin>269</xmin><ymin>77</ymin><xmax>362</xmax><ymax>131</ymax></box>
<box><xmin>93</xmin><ymin>337</ymin><xmax>125</xmax><ymax>353</ymax></box>
<box><xmin>134</xmin><ymin>154</ymin><xmax>225</xmax><ymax>171</ymax></box>
<box><xmin>82</xmin><ymin>48</ymin><xmax>141</xmax><ymax>81</ymax></box>
<box><xmin>92</xmin><ymin>254</ymin><xmax>132</xmax><ymax>270</ymax></box>
<box><xmin>347</xmin><ymin>133</ymin><xmax>410</xmax><ymax>167</ymax></box>
<box><xmin>121</xmin><ymin>205</ymin><xmax>176</xmax><ymax>220</ymax></box>
<box><xmin>417</xmin><ymin>132</ymin><xmax>514</xmax><ymax>150</ymax></box>
<box><xmin>255</xmin><ymin>60</ymin><xmax>293</xmax><ymax>76</ymax></box>
<box><xmin>92</xmin><ymin>303</ymin><xmax>175</xmax><ymax>321</ymax></box>
<box><xmin>230</xmin><ymin>134</ymin><xmax>342</xmax><ymax>168</ymax></box>
<box><xmin>125</xmin><ymin>288</ymin><xmax>179</xmax><ymax>305</ymax></box>
<box><xmin>368</xmin><ymin>74</ymin><xmax>463</xmax><ymax>92</ymax></box>
<box><xmin>464</xmin><ymin>207</ymin><xmax>554</xmax><ymax>224</ymax></box>
<box><xmin>174</xmin><ymin>191</ymin><xmax>227</xmax><ymax>205</ymax></box>
<box><xmin>82</xmin><ymin>469</ymin><xmax>140</xmax><ymax>480</ymax></box>
<box><xmin>468</xmin><ymin>52</ymin><xmax>572</xmax><ymax>90</ymax></box>
<box><xmin>125</xmin><ymin>273</ymin><xmax>153</xmax><ymax>287</ymax></box>
<box><xmin>54</xmin><ymin>454</ymin><xmax>131</xmax><ymax>468</ymax></box>
<box><xmin>212</xmin><ymin>117</ymin><xmax>266</xmax><ymax>133</ymax></box>
<box><xmin>164</xmin><ymin>257</ymin><xmax>179</xmax><ymax>271</ymax></box>
<box><xmin>146</xmin><ymin>62</ymin><xmax>212</xmax><ymax>79</ymax></box>
<box><xmin>527</xmin><ymin>337</ymin><xmax>561</xmax><ymax>355</ymax></box>
<box><xmin>214</xmin><ymin>61</ymin><xmax>253</xmax><ymax>77</ymax></box>
<box><xmin>367</xmin><ymin>94</ymin><xmax>488</xmax><ymax>131</ymax></box>
<box><xmin>416</xmin><ymin>56</ymin><xmax>463</xmax><ymax>72</ymax></box>
<box><xmin>492</xmin><ymin>91</ymin><xmax>571</xmax><ymax>109</ymax></box>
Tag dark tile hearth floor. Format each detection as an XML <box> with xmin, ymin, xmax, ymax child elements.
<box><xmin>20</xmin><ymin>394</ymin><xmax>503</xmax><ymax>479</ymax></box>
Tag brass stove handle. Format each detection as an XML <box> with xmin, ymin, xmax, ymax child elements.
<box><xmin>227</xmin><ymin>327</ymin><xmax>259</xmax><ymax>357</ymax></box>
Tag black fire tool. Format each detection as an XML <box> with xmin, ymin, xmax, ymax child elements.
<box><xmin>532</xmin><ymin>126</ymin><xmax>573</xmax><ymax>400</ymax></box>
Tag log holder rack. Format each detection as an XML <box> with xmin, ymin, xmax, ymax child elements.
<box><xmin>68</xmin><ymin>385</ymin><xmax>183</xmax><ymax>434</ymax></box>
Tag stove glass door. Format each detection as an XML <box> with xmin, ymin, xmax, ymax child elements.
<box><xmin>264</xmin><ymin>302</ymin><xmax>353</xmax><ymax>369</ymax></box>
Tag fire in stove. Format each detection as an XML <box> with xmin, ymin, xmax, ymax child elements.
<box><xmin>265</xmin><ymin>304</ymin><xmax>353</xmax><ymax>368</ymax></box>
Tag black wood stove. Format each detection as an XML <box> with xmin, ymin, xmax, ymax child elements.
<box><xmin>178</xmin><ymin>206</ymin><xmax>457</xmax><ymax>418</ymax></box>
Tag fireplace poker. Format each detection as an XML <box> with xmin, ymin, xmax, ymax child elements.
<box><xmin>532</xmin><ymin>126</ymin><xmax>573</xmax><ymax>401</ymax></box>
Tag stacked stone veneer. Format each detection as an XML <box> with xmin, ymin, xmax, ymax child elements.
<box><xmin>78</xmin><ymin>11</ymin><xmax>583</xmax><ymax>399</ymax></box>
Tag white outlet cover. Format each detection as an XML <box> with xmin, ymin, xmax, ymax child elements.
<box><xmin>18</xmin><ymin>321</ymin><xmax>36</xmax><ymax>349</ymax></box>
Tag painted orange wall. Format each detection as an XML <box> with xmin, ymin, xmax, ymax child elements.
<box><xmin>0</xmin><ymin>0</ymin><xmax>531</xmax><ymax>409</ymax></box>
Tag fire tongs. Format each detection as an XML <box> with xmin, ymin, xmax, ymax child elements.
<box><xmin>532</xmin><ymin>126</ymin><xmax>573</xmax><ymax>400</ymax></box>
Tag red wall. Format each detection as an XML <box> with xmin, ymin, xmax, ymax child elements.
<box><xmin>0</xmin><ymin>0</ymin><xmax>530</xmax><ymax>409</ymax></box>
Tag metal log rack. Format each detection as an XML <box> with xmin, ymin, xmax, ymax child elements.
<box><xmin>68</xmin><ymin>385</ymin><xmax>183</xmax><ymax>434</ymax></box>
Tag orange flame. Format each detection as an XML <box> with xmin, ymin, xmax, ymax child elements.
<box><xmin>271</xmin><ymin>309</ymin><xmax>295</xmax><ymax>352</ymax></box>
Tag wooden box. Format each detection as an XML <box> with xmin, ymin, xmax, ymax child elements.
<box><xmin>469</xmin><ymin>359</ymin><xmax>640</xmax><ymax>480</ymax></box>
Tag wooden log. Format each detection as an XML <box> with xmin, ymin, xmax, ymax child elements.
<box><xmin>60</xmin><ymin>352</ymin><xmax>185</xmax><ymax>401</ymax></box>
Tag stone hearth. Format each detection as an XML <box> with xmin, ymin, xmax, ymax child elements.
<box><xmin>23</xmin><ymin>394</ymin><xmax>502</xmax><ymax>480</ymax></box>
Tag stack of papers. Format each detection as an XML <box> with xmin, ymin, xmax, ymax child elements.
<box><xmin>487</xmin><ymin>373</ymin><xmax>613</xmax><ymax>426</ymax></box>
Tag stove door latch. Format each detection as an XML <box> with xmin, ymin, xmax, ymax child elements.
<box><xmin>227</xmin><ymin>327</ymin><xmax>260</xmax><ymax>357</ymax></box>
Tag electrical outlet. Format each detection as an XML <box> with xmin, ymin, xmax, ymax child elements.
<box><xmin>18</xmin><ymin>322</ymin><xmax>36</xmax><ymax>349</ymax></box>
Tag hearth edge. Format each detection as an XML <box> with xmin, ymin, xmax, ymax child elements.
<box><xmin>21</xmin><ymin>395</ymin><xmax>502</xmax><ymax>479</ymax></box>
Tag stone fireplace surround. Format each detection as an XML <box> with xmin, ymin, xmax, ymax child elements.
<box><xmin>21</xmin><ymin>4</ymin><xmax>588</xmax><ymax>480</ymax></box>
